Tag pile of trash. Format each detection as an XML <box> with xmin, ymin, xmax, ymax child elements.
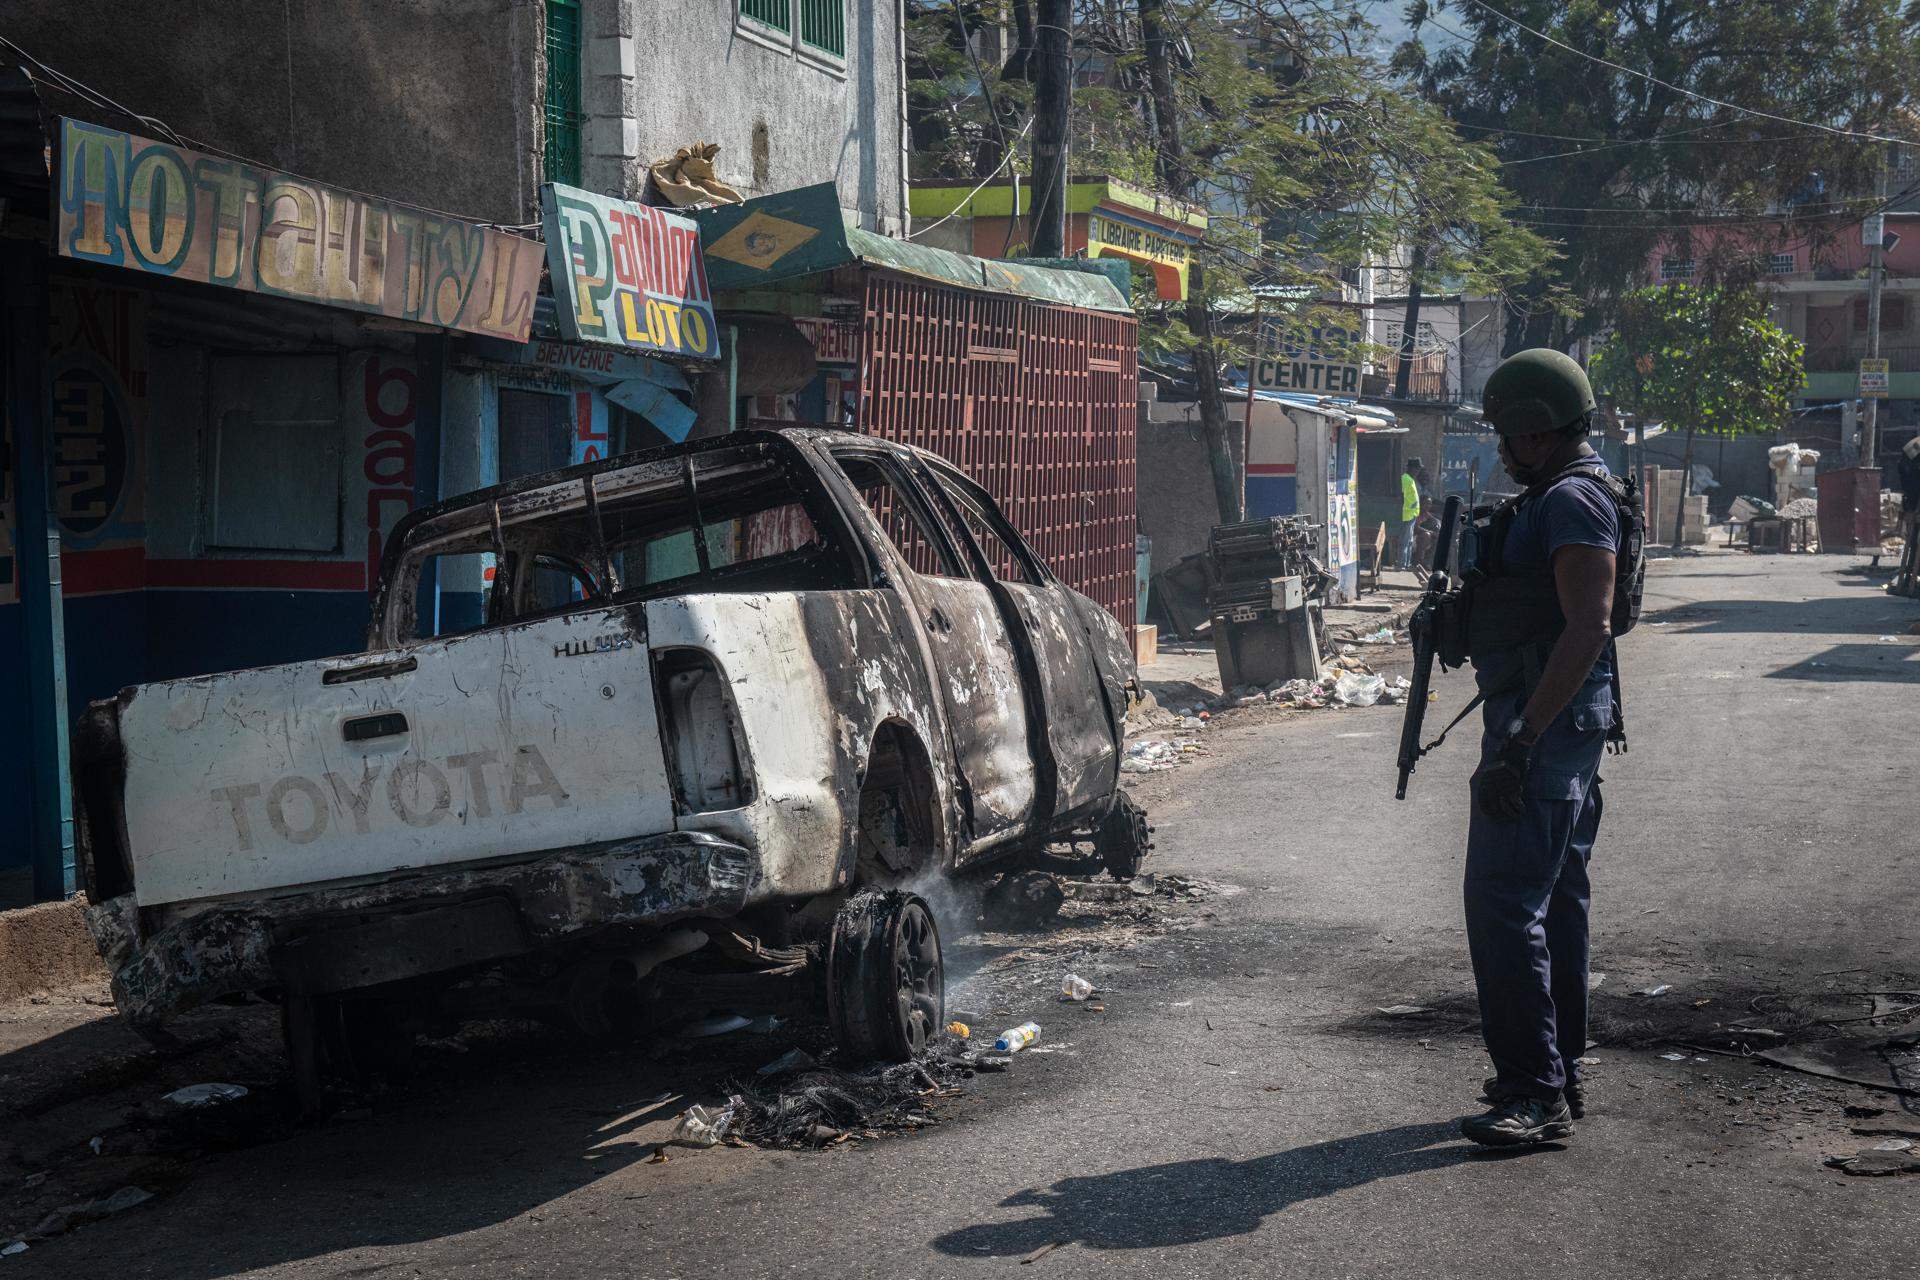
<box><xmin>1266</xmin><ymin>658</ymin><xmax>1412</xmax><ymax>710</ymax></box>
<box><xmin>1120</xmin><ymin>737</ymin><xmax>1205</xmax><ymax>774</ymax></box>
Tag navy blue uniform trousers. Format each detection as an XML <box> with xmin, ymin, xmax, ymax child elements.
<box><xmin>1465</xmin><ymin>673</ymin><xmax>1611</xmax><ymax>1103</ymax></box>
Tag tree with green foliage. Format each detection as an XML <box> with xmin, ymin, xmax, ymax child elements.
<box><xmin>1398</xmin><ymin>0</ymin><xmax>1920</xmax><ymax>354</ymax></box>
<box><xmin>908</xmin><ymin>1</ymin><xmax>1556</xmax><ymax>522</ymax></box>
<box><xmin>1591</xmin><ymin>284</ymin><xmax>1805</xmax><ymax>544</ymax></box>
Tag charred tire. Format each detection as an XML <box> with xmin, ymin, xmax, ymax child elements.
<box><xmin>827</xmin><ymin>890</ymin><xmax>944</xmax><ymax>1062</ymax></box>
<box><xmin>1096</xmin><ymin>792</ymin><xmax>1153</xmax><ymax>881</ymax></box>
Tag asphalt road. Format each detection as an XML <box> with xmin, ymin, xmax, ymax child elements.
<box><xmin>15</xmin><ymin>548</ymin><xmax>1920</xmax><ymax>1278</ymax></box>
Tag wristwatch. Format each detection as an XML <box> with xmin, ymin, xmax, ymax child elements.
<box><xmin>1504</xmin><ymin>715</ymin><xmax>1537</xmax><ymax>745</ymax></box>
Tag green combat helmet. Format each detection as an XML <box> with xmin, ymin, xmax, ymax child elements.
<box><xmin>1482</xmin><ymin>348</ymin><xmax>1596</xmax><ymax>437</ymax></box>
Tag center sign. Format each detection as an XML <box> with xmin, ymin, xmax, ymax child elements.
<box><xmin>541</xmin><ymin>183</ymin><xmax>719</xmax><ymax>360</ymax></box>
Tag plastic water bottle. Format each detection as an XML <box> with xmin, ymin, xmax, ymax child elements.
<box><xmin>994</xmin><ymin>1021</ymin><xmax>1041</xmax><ymax>1053</ymax></box>
<box><xmin>1061</xmin><ymin>975</ymin><xmax>1094</xmax><ymax>1002</ymax></box>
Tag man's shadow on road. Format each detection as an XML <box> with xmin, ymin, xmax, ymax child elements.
<box><xmin>932</xmin><ymin>1120</ymin><xmax>1544</xmax><ymax>1257</ymax></box>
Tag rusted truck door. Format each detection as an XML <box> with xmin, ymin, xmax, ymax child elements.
<box><xmin>917</xmin><ymin>460</ymin><xmax>1122</xmax><ymax>825</ymax></box>
<box><xmin>829</xmin><ymin>448</ymin><xmax>1038</xmax><ymax>852</ymax></box>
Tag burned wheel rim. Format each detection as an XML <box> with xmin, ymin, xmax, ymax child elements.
<box><xmin>893</xmin><ymin>899</ymin><xmax>943</xmax><ymax>1056</ymax></box>
<box><xmin>828</xmin><ymin>890</ymin><xmax>945</xmax><ymax>1062</ymax></box>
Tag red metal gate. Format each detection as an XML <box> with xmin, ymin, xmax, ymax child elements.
<box><xmin>856</xmin><ymin>272</ymin><xmax>1140</xmax><ymax>627</ymax></box>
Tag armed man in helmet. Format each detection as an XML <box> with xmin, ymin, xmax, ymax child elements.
<box><xmin>1455</xmin><ymin>348</ymin><xmax>1642</xmax><ymax>1148</ymax></box>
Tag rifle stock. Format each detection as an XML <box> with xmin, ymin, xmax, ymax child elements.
<box><xmin>1395</xmin><ymin>495</ymin><xmax>1461</xmax><ymax>799</ymax></box>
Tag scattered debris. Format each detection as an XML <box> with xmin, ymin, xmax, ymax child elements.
<box><xmin>0</xmin><ymin>1242</ymin><xmax>25</xmax><ymax>1257</ymax></box>
<box><xmin>1871</xmin><ymin>1138</ymin><xmax>1915</xmax><ymax>1151</ymax></box>
<box><xmin>1758</xmin><ymin>1031</ymin><xmax>1920</xmax><ymax>1095</ymax></box>
<box><xmin>28</xmin><ymin>1186</ymin><xmax>153</xmax><ymax>1240</ymax></box>
<box><xmin>1852</xmin><ymin>1124</ymin><xmax>1920</xmax><ymax>1139</ymax></box>
<box><xmin>1376</xmin><ymin>1004</ymin><xmax>1432</xmax><ymax>1018</ymax></box>
<box><xmin>1638</xmin><ymin>985</ymin><xmax>1673</xmax><ymax>998</ymax></box>
<box><xmin>984</xmin><ymin>872</ymin><xmax>1068</xmax><ymax>930</ymax></box>
<box><xmin>945</xmin><ymin>1021</ymin><xmax>971</xmax><ymax>1039</ymax></box>
<box><xmin>680</xmin><ymin>1013</ymin><xmax>753</xmax><ymax>1039</ymax></box>
<box><xmin>1060</xmin><ymin>975</ymin><xmax>1094</xmax><ymax>1002</ymax></box>
<box><xmin>669</xmin><ymin>1097</ymin><xmax>745</xmax><ymax>1148</ymax></box>
<box><xmin>160</xmin><ymin>1083</ymin><xmax>249</xmax><ymax>1109</ymax></box>
<box><xmin>1121</xmin><ymin>739</ymin><xmax>1185</xmax><ymax>774</ymax></box>
<box><xmin>995</xmin><ymin>1022</ymin><xmax>1042</xmax><ymax>1053</ymax></box>
<box><xmin>1333</xmin><ymin>672</ymin><xmax>1387</xmax><ymax>707</ymax></box>
<box><xmin>1827</xmin><ymin>1149</ymin><xmax>1920</xmax><ymax>1177</ymax></box>
<box><xmin>1022</xmin><ymin>1241</ymin><xmax>1065</xmax><ymax>1265</ymax></box>
<box><xmin>732</xmin><ymin>1046</ymin><xmax>979</xmax><ymax>1147</ymax></box>
<box><xmin>1660</xmin><ymin>1052</ymin><xmax>1689</xmax><ymax>1061</ymax></box>
<box><xmin>757</xmin><ymin>1048</ymin><xmax>817</xmax><ymax>1078</ymax></box>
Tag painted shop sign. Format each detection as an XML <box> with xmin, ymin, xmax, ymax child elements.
<box><xmin>1251</xmin><ymin>323</ymin><xmax>1363</xmax><ymax>396</ymax></box>
<box><xmin>56</xmin><ymin>118</ymin><xmax>540</xmax><ymax>341</ymax></box>
<box><xmin>541</xmin><ymin>182</ymin><xmax>718</xmax><ymax>360</ymax></box>
<box><xmin>794</xmin><ymin>316</ymin><xmax>860</xmax><ymax>365</ymax></box>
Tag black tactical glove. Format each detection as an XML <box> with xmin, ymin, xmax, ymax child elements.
<box><xmin>1477</xmin><ymin>720</ymin><xmax>1536</xmax><ymax>821</ymax></box>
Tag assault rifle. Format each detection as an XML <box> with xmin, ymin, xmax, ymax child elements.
<box><xmin>1395</xmin><ymin>494</ymin><xmax>1462</xmax><ymax>800</ymax></box>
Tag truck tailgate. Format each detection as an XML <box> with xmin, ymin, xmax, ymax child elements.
<box><xmin>120</xmin><ymin>609</ymin><xmax>672</xmax><ymax>906</ymax></box>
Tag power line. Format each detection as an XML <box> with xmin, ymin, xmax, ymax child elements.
<box><xmin>1511</xmin><ymin>197</ymin><xmax>1889</xmax><ymax>215</ymax></box>
<box><xmin>1455</xmin><ymin>121</ymin><xmax>1854</xmax><ymax>148</ymax></box>
<box><xmin>1458</xmin><ymin>0</ymin><xmax>1907</xmax><ymax>145</ymax></box>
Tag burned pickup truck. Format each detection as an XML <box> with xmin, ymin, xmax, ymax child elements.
<box><xmin>73</xmin><ymin>428</ymin><xmax>1147</xmax><ymax>1102</ymax></box>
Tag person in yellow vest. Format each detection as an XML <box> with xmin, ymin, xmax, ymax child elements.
<box><xmin>1399</xmin><ymin>458</ymin><xmax>1429</xmax><ymax>569</ymax></box>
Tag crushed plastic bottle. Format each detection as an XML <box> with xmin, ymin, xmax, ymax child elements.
<box><xmin>1060</xmin><ymin>975</ymin><xmax>1094</xmax><ymax>1002</ymax></box>
<box><xmin>669</xmin><ymin>1095</ymin><xmax>745</xmax><ymax>1147</ymax></box>
<box><xmin>946</xmin><ymin>1020</ymin><xmax>971</xmax><ymax>1038</ymax></box>
<box><xmin>993</xmin><ymin>1021</ymin><xmax>1041</xmax><ymax>1053</ymax></box>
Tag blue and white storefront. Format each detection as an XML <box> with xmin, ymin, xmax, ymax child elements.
<box><xmin>1239</xmin><ymin>391</ymin><xmax>1400</xmax><ymax>599</ymax></box>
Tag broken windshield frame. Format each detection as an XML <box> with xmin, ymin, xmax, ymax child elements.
<box><xmin>377</xmin><ymin>441</ymin><xmax>867</xmax><ymax>647</ymax></box>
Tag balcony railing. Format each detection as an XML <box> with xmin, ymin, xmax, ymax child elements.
<box><xmin>1804</xmin><ymin>343</ymin><xmax>1920</xmax><ymax>373</ymax></box>
<box><xmin>1362</xmin><ymin>352</ymin><xmax>1452</xmax><ymax>402</ymax></box>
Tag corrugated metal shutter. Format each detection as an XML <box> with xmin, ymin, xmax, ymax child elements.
<box><xmin>856</xmin><ymin>273</ymin><xmax>1140</xmax><ymax>628</ymax></box>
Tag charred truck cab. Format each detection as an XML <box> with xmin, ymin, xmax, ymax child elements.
<box><xmin>72</xmin><ymin>429</ymin><xmax>1147</xmax><ymax>1106</ymax></box>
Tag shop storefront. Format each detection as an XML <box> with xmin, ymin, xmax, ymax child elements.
<box><xmin>2</xmin><ymin>99</ymin><xmax>541</xmax><ymax>902</ymax></box>
<box><xmin>907</xmin><ymin>176</ymin><xmax>1206</xmax><ymax>303</ymax></box>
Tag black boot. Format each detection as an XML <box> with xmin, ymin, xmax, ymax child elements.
<box><xmin>1483</xmin><ymin>1076</ymin><xmax>1585</xmax><ymax>1119</ymax></box>
<box><xmin>1461</xmin><ymin>1094</ymin><xmax>1575</xmax><ymax>1147</ymax></box>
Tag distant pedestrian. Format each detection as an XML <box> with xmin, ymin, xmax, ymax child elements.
<box><xmin>1896</xmin><ymin>437</ymin><xmax>1920</xmax><ymax>593</ymax></box>
<box><xmin>1400</xmin><ymin>458</ymin><xmax>1429</xmax><ymax>569</ymax></box>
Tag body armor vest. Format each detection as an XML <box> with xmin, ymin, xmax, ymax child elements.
<box><xmin>1435</xmin><ymin>456</ymin><xmax>1645</xmax><ymax>670</ymax></box>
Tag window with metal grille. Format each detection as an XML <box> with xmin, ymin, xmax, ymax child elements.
<box><xmin>800</xmin><ymin>0</ymin><xmax>845</xmax><ymax>57</ymax></box>
<box><xmin>1768</xmin><ymin>252</ymin><xmax>1797</xmax><ymax>274</ymax></box>
<box><xmin>741</xmin><ymin>0</ymin><xmax>790</xmax><ymax>34</ymax></box>
<box><xmin>1659</xmin><ymin>257</ymin><xmax>1694</xmax><ymax>282</ymax></box>
<box><xmin>544</xmin><ymin>0</ymin><xmax>583</xmax><ymax>186</ymax></box>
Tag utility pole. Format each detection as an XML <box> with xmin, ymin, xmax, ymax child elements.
<box><xmin>1028</xmin><ymin>0</ymin><xmax>1071</xmax><ymax>258</ymax></box>
<box><xmin>1139</xmin><ymin>0</ymin><xmax>1238</xmax><ymax>522</ymax></box>
<box><xmin>1862</xmin><ymin>145</ymin><xmax>1889</xmax><ymax>469</ymax></box>
<box><xmin>1393</xmin><ymin>244</ymin><xmax>1427</xmax><ymax>401</ymax></box>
